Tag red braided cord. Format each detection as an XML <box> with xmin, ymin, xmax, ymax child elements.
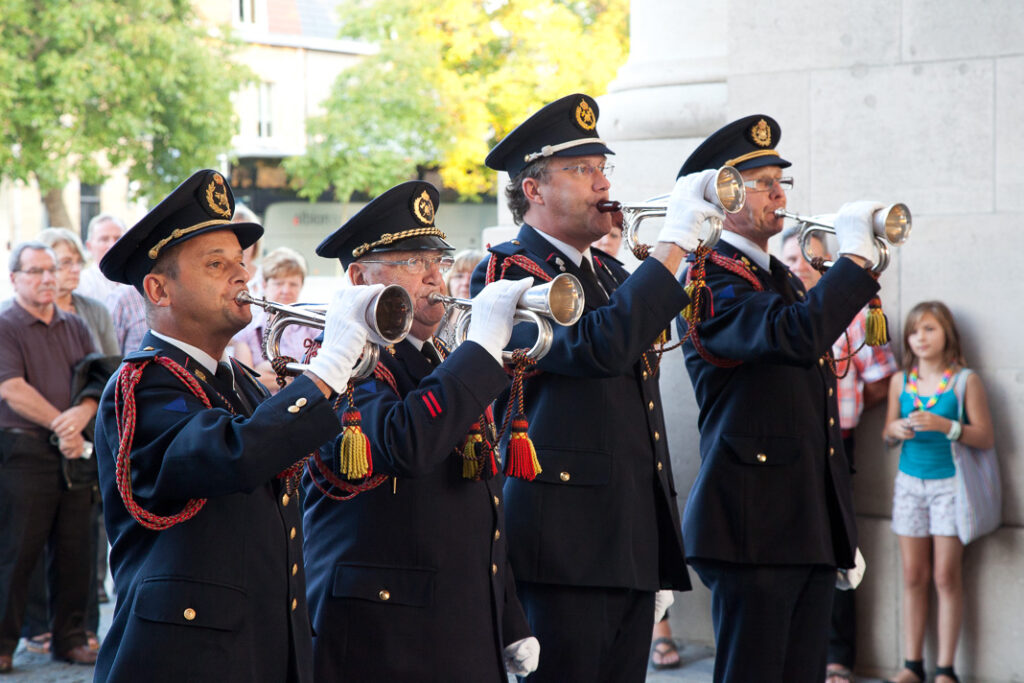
<box><xmin>682</xmin><ymin>251</ymin><xmax>763</xmax><ymax>369</ymax></box>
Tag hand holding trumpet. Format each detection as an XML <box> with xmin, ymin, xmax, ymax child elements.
<box><xmin>465</xmin><ymin>279</ymin><xmax>535</xmax><ymax>364</ymax></box>
<box><xmin>834</xmin><ymin>201</ymin><xmax>886</xmax><ymax>268</ymax></box>
<box><xmin>660</xmin><ymin>170</ymin><xmax>729</xmax><ymax>252</ymax></box>
<box><xmin>304</xmin><ymin>285</ymin><xmax>378</xmax><ymax>393</ymax></box>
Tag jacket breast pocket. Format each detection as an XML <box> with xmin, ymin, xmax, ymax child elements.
<box><xmin>331</xmin><ymin>563</ymin><xmax>436</xmax><ymax>608</ymax></box>
<box><xmin>133</xmin><ymin>577</ymin><xmax>246</xmax><ymax>632</ymax></box>
<box><xmin>532</xmin><ymin>449</ymin><xmax>611</xmax><ymax>486</ymax></box>
<box><xmin>722</xmin><ymin>433</ymin><xmax>801</xmax><ymax>467</ymax></box>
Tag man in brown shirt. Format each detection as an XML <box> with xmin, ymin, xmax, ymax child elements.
<box><xmin>0</xmin><ymin>241</ymin><xmax>98</xmax><ymax>672</ymax></box>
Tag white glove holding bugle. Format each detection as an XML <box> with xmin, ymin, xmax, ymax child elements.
<box><xmin>466</xmin><ymin>278</ymin><xmax>534</xmax><ymax>364</ymax></box>
<box><xmin>305</xmin><ymin>284</ymin><xmax>378</xmax><ymax>392</ymax></box>
<box><xmin>834</xmin><ymin>200</ymin><xmax>885</xmax><ymax>267</ymax></box>
<box><xmin>659</xmin><ymin>169</ymin><xmax>726</xmax><ymax>252</ymax></box>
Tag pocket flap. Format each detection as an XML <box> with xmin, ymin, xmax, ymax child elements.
<box><xmin>721</xmin><ymin>434</ymin><xmax>800</xmax><ymax>466</ymax></box>
<box><xmin>532</xmin><ymin>449</ymin><xmax>611</xmax><ymax>486</ymax></box>
<box><xmin>133</xmin><ymin>577</ymin><xmax>246</xmax><ymax>631</ymax></box>
<box><xmin>331</xmin><ymin>563</ymin><xmax>435</xmax><ymax>607</ymax></box>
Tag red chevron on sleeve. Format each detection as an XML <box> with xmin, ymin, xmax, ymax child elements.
<box><xmin>422</xmin><ymin>391</ymin><xmax>442</xmax><ymax>417</ymax></box>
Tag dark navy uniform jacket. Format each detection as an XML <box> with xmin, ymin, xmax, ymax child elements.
<box><xmin>470</xmin><ymin>224</ymin><xmax>691</xmax><ymax>592</ymax></box>
<box><xmin>94</xmin><ymin>331</ymin><xmax>341</xmax><ymax>683</ymax></box>
<box><xmin>302</xmin><ymin>339</ymin><xmax>531</xmax><ymax>682</ymax></box>
<box><xmin>678</xmin><ymin>243</ymin><xmax>878</xmax><ymax>569</ymax></box>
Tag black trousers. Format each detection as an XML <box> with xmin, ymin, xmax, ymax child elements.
<box><xmin>690</xmin><ymin>559</ymin><xmax>835</xmax><ymax>683</ymax></box>
<box><xmin>516</xmin><ymin>581</ymin><xmax>654</xmax><ymax>683</ymax></box>
<box><xmin>828</xmin><ymin>434</ymin><xmax>858</xmax><ymax>668</ymax></box>
<box><xmin>0</xmin><ymin>432</ymin><xmax>92</xmax><ymax>656</ymax></box>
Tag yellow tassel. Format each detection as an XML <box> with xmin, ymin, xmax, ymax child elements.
<box><xmin>338</xmin><ymin>410</ymin><xmax>372</xmax><ymax>479</ymax></box>
<box><xmin>505</xmin><ymin>416</ymin><xmax>542</xmax><ymax>481</ymax></box>
<box><xmin>462</xmin><ymin>431</ymin><xmax>483</xmax><ymax>479</ymax></box>
<box><xmin>682</xmin><ymin>282</ymin><xmax>696</xmax><ymax>320</ymax></box>
<box><xmin>865</xmin><ymin>298</ymin><xmax>890</xmax><ymax>346</ymax></box>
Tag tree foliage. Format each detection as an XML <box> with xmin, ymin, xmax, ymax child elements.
<box><xmin>286</xmin><ymin>0</ymin><xmax>629</xmax><ymax>202</ymax></box>
<box><xmin>0</xmin><ymin>0</ymin><xmax>251</xmax><ymax>224</ymax></box>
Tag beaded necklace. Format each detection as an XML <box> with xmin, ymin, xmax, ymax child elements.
<box><xmin>906</xmin><ymin>365</ymin><xmax>954</xmax><ymax>411</ymax></box>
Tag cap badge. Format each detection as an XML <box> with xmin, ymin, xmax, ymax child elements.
<box><xmin>203</xmin><ymin>174</ymin><xmax>233</xmax><ymax>219</ymax></box>
<box><xmin>410</xmin><ymin>190</ymin><xmax>435</xmax><ymax>226</ymax></box>
<box><xmin>750</xmin><ymin>119</ymin><xmax>772</xmax><ymax>148</ymax></box>
<box><xmin>574</xmin><ymin>100</ymin><xmax>597</xmax><ymax>131</ymax></box>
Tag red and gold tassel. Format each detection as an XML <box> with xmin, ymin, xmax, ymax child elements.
<box><xmin>865</xmin><ymin>296</ymin><xmax>890</xmax><ymax>346</ymax></box>
<box><xmin>505</xmin><ymin>414</ymin><xmax>542</xmax><ymax>481</ymax></box>
<box><xmin>338</xmin><ymin>386</ymin><xmax>373</xmax><ymax>479</ymax></box>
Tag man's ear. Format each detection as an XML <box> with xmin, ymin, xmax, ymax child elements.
<box><xmin>142</xmin><ymin>273</ymin><xmax>170</xmax><ymax>308</ymax></box>
<box><xmin>347</xmin><ymin>263</ymin><xmax>368</xmax><ymax>286</ymax></box>
<box><xmin>522</xmin><ymin>177</ymin><xmax>544</xmax><ymax>205</ymax></box>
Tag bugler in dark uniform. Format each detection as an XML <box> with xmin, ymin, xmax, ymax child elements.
<box><xmin>302</xmin><ymin>181</ymin><xmax>537</xmax><ymax>682</ymax></box>
<box><xmin>92</xmin><ymin>170</ymin><xmax>369</xmax><ymax>682</ymax></box>
<box><xmin>675</xmin><ymin>115</ymin><xmax>882</xmax><ymax>682</ymax></box>
<box><xmin>471</xmin><ymin>94</ymin><xmax>700</xmax><ymax>682</ymax></box>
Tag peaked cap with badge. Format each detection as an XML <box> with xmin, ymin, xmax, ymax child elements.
<box><xmin>100</xmin><ymin>169</ymin><xmax>262</xmax><ymax>292</ymax></box>
<box><xmin>316</xmin><ymin>181</ymin><xmax>452</xmax><ymax>269</ymax></box>
<box><xmin>486</xmin><ymin>93</ymin><xmax>615</xmax><ymax>178</ymax></box>
<box><xmin>678</xmin><ymin>114</ymin><xmax>791</xmax><ymax>178</ymax></box>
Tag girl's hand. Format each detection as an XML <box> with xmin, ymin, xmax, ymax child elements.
<box><xmin>906</xmin><ymin>410</ymin><xmax>951</xmax><ymax>434</ymax></box>
<box><xmin>888</xmin><ymin>417</ymin><xmax>916</xmax><ymax>441</ymax></box>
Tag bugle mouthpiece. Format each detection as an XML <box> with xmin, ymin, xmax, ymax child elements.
<box><xmin>596</xmin><ymin>201</ymin><xmax>621</xmax><ymax>213</ymax></box>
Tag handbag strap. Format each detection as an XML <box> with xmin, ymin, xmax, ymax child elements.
<box><xmin>952</xmin><ymin>367</ymin><xmax>973</xmax><ymax>423</ymax></box>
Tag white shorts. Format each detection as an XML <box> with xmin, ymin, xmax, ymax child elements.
<box><xmin>891</xmin><ymin>471</ymin><xmax>958</xmax><ymax>538</ymax></box>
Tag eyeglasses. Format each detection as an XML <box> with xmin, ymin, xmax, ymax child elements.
<box><xmin>14</xmin><ymin>267</ymin><xmax>57</xmax><ymax>277</ymax></box>
<box><xmin>57</xmin><ymin>259</ymin><xmax>83</xmax><ymax>272</ymax></box>
<box><xmin>742</xmin><ymin>176</ymin><xmax>793</xmax><ymax>193</ymax></box>
<box><xmin>557</xmin><ymin>162</ymin><xmax>614</xmax><ymax>178</ymax></box>
<box><xmin>360</xmin><ymin>255</ymin><xmax>455</xmax><ymax>274</ymax></box>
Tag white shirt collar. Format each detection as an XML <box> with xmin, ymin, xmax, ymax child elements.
<box><xmin>150</xmin><ymin>330</ymin><xmax>228</xmax><ymax>375</ymax></box>
<box><xmin>404</xmin><ymin>334</ymin><xmax>425</xmax><ymax>351</ymax></box>
<box><xmin>721</xmin><ymin>230</ymin><xmax>771</xmax><ymax>271</ymax></box>
<box><xmin>531</xmin><ymin>228</ymin><xmax>596</xmax><ymax>270</ymax></box>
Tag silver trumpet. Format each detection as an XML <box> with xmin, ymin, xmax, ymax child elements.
<box><xmin>429</xmin><ymin>273</ymin><xmax>585</xmax><ymax>361</ymax></box>
<box><xmin>596</xmin><ymin>165</ymin><xmax>747</xmax><ymax>257</ymax></box>
<box><xmin>236</xmin><ymin>284</ymin><xmax>414</xmax><ymax>379</ymax></box>
<box><xmin>775</xmin><ymin>203</ymin><xmax>912</xmax><ymax>273</ymax></box>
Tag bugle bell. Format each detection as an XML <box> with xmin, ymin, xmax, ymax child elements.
<box><xmin>774</xmin><ymin>203</ymin><xmax>911</xmax><ymax>273</ymax></box>
<box><xmin>429</xmin><ymin>273</ymin><xmax>585</xmax><ymax>361</ymax></box>
<box><xmin>236</xmin><ymin>284</ymin><xmax>414</xmax><ymax>380</ymax></box>
<box><xmin>596</xmin><ymin>165</ymin><xmax>746</xmax><ymax>258</ymax></box>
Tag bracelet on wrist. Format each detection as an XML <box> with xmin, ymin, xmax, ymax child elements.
<box><xmin>946</xmin><ymin>420</ymin><xmax>962</xmax><ymax>441</ymax></box>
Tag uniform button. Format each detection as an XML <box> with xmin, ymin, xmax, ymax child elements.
<box><xmin>291</xmin><ymin>598</ymin><xmax>298</xmax><ymax>611</ymax></box>
<box><xmin>288</xmin><ymin>405</ymin><xmax>300</xmax><ymax>414</ymax></box>
<box><xmin>183</xmin><ymin>608</ymin><xmax>196</xmax><ymax>621</ymax></box>
<box><xmin>281</xmin><ymin>493</ymin><xmax>290</xmax><ymax>506</ymax></box>
<box><xmin>819</xmin><ymin>357</ymin><xmax>825</xmax><ymax>366</ymax></box>
<box><xmin>494</xmin><ymin>529</ymin><xmax>501</xmax><ymax>541</ymax></box>
<box><xmin>493</xmin><ymin>495</ymin><xmax>500</xmax><ymax>507</ymax></box>
<box><xmin>491</xmin><ymin>563</ymin><xmax>498</xmax><ymax>575</ymax></box>
<box><xmin>290</xmin><ymin>527</ymin><xmax>297</xmax><ymax>539</ymax></box>
<box><xmin>829</xmin><ymin>417</ymin><xmax>835</xmax><ymax>427</ymax></box>
<box><xmin>143</xmin><ymin>346</ymin><xmax>155</xmax><ymax>351</ymax></box>
<box><xmin>292</xmin><ymin>563</ymin><xmax>298</xmax><ymax>576</ymax></box>
<box><xmin>657</xmin><ymin>461</ymin><xmax>664</xmax><ymax>471</ymax></box>
<box><xmin>829</xmin><ymin>447</ymin><xmax>835</xmax><ymax>456</ymax></box>
<box><xmin>648</xmin><ymin>401</ymin><xmax>654</xmax><ymax>411</ymax></box>
<box><xmin>756</xmin><ymin>453</ymin><xmax>767</xmax><ymax>463</ymax></box>
<box><xmin>295</xmin><ymin>397</ymin><xmax>308</xmax><ymax>407</ymax></box>
<box><xmin>643</xmin><ymin>371</ymin><xmax>649</xmax><ymax>380</ymax></box>
<box><xmin>654</xmin><ymin>431</ymin><xmax>660</xmax><ymax>441</ymax></box>
<box><xmin>828</xmin><ymin>388</ymin><xmax>834</xmax><ymax>397</ymax></box>
<box><xmin>379</xmin><ymin>589</ymin><xmax>391</xmax><ymax>601</ymax></box>
<box><xmin>559</xmin><ymin>471</ymin><xmax>570</xmax><ymax>482</ymax></box>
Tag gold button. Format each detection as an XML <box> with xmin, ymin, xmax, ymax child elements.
<box><xmin>829</xmin><ymin>447</ymin><xmax>835</xmax><ymax>456</ymax></box>
<box><xmin>288</xmin><ymin>405</ymin><xmax>300</xmax><ymax>414</ymax></box>
<box><xmin>183</xmin><ymin>608</ymin><xmax>196</xmax><ymax>621</ymax></box>
<box><xmin>290</xmin><ymin>527</ymin><xmax>297</xmax><ymax>539</ymax></box>
<box><xmin>195</xmin><ymin>369</ymin><xmax>207</xmax><ymax>381</ymax></box>
<box><xmin>281</xmin><ymin>493</ymin><xmax>290</xmax><ymax>506</ymax></box>
<box><xmin>756</xmin><ymin>453</ymin><xmax>767</xmax><ymax>463</ymax></box>
<box><xmin>143</xmin><ymin>346</ymin><xmax>154</xmax><ymax>351</ymax></box>
<box><xmin>643</xmin><ymin>371</ymin><xmax>649</xmax><ymax>380</ymax></box>
<box><xmin>493</xmin><ymin>496</ymin><xmax>500</xmax><ymax>507</ymax></box>
<box><xmin>291</xmin><ymin>598</ymin><xmax>297</xmax><ymax>611</ymax></box>
<box><xmin>819</xmin><ymin>357</ymin><xmax>825</xmax><ymax>366</ymax></box>
<box><xmin>559</xmin><ymin>471</ymin><xmax>570</xmax><ymax>482</ymax></box>
<box><xmin>292</xmin><ymin>563</ymin><xmax>298</xmax><ymax>576</ymax></box>
<box><xmin>379</xmin><ymin>589</ymin><xmax>390</xmax><ymax>601</ymax></box>
<box><xmin>648</xmin><ymin>401</ymin><xmax>654</xmax><ymax>411</ymax></box>
<box><xmin>654</xmin><ymin>431</ymin><xmax>660</xmax><ymax>441</ymax></box>
<box><xmin>657</xmin><ymin>461</ymin><xmax>663</xmax><ymax>471</ymax></box>
<box><xmin>829</xmin><ymin>417</ymin><xmax>835</xmax><ymax>427</ymax></box>
<box><xmin>828</xmin><ymin>388</ymin><xmax>834</xmax><ymax>397</ymax></box>
<box><xmin>491</xmin><ymin>563</ymin><xmax>498</xmax><ymax>575</ymax></box>
<box><xmin>295</xmin><ymin>397</ymin><xmax>308</xmax><ymax>407</ymax></box>
<box><xmin>494</xmin><ymin>529</ymin><xmax>501</xmax><ymax>541</ymax></box>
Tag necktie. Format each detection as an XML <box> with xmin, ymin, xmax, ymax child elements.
<box><xmin>217</xmin><ymin>361</ymin><xmax>254</xmax><ymax>414</ymax></box>
<box><xmin>578</xmin><ymin>257</ymin><xmax>609</xmax><ymax>304</ymax></box>
<box><xmin>421</xmin><ymin>339</ymin><xmax>443</xmax><ymax>367</ymax></box>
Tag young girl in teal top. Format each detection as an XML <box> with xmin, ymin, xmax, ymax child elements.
<box><xmin>882</xmin><ymin>302</ymin><xmax>994</xmax><ymax>683</ymax></box>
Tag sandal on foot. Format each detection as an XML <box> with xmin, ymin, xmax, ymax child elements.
<box><xmin>650</xmin><ymin>636</ymin><xmax>681</xmax><ymax>670</ymax></box>
<box><xmin>884</xmin><ymin>658</ymin><xmax>925</xmax><ymax>683</ymax></box>
<box><xmin>934</xmin><ymin>665</ymin><xmax>959</xmax><ymax>683</ymax></box>
<box><xmin>25</xmin><ymin>633</ymin><xmax>51</xmax><ymax>655</ymax></box>
<box><xmin>826</xmin><ymin>664</ymin><xmax>855</xmax><ymax>683</ymax></box>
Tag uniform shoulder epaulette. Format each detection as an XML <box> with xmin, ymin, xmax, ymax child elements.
<box><xmin>123</xmin><ymin>348</ymin><xmax>160</xmax><ymax>363</ymax></box>
<box><xmin>487</xmin><ymin>238</ymin><xmax>527</xmax><ymax>258</ymax></box>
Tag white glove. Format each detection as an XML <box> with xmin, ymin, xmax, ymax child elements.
<box><xmin>653</xmin><ymin>589</ymin><xmax>674</xmax><ymax>625</ymax></box>
<box><xmin>466</xmin><ymin>278</ymin><xmax>534</xmax><ymax>364</ymax></box>
<box><xmin>834</xmin><ymin>200</ymin><xmax>884</xmax><ymax>266</ymax></box>
<box><xmin>659</xmin><ymin>171</ymin><xmax>725</xmax><ymax>252</ymax></box>
<box><xmin>836</xmin><ymin>547</ymin><xmax>867</xmax><ymax>590</ymax></box>
<box><xmin>503</xmin><ymin>636</ymin><xmax>540</xmax><ymax>675</ymax></box>
<box><xmin>305</xmin><ymin>284</ymin><xmax>378</xmax><ymax>392</ymax></box>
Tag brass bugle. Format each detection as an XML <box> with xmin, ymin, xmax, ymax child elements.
<box><xmin>236</xmin><ymin>284</ymin><xmax>414</xmax><ymax>379</ymax></box>
<box><xmin>774</xmin><ymin>203</ymin><xmax>912</xmax><ymax>273</ymax></box>
<box><xmin>596</xmin><ymin>165</ymin><xmax>746</xmax><ymax>258</ymax></box>
<box><xmin>428</xmin><ymin>273</ymin><xmax>585</xmax><ymax>361</ymax></box>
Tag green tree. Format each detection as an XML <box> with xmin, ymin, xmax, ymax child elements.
<box><xmin>0</xmin><ymin>0</ymin><xmax>251</xmax><ymax>228</ymax></box>
<box><xmin>286</xmin><ymin>0</ymin><xmax>629</xmax><ymax>202</ymax></box>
